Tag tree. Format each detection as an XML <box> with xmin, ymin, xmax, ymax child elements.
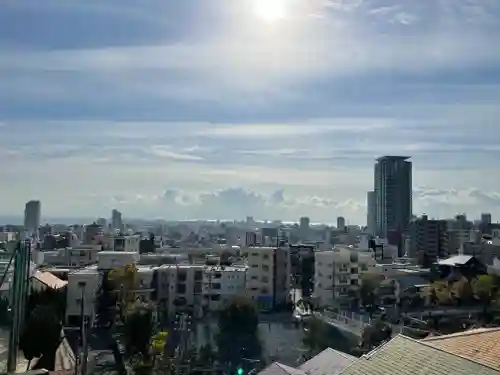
<box><xmin>220</xmin><ymin>251</ymin><xmax>232</xmax><ymax>266</ymax></box>
<box><xmin>123</xmin><ymin>303</ymin><xmax>155</xmax><ymax>359</ymax></box>
<box><xmin>216</xmin><ymin>296</ymin><xmax>262</xmax><ymax>372</ymax></box>
<box><xmin>198</xmin><ymin>344</ymin><xmax>216</xmax><ymax>365</ymax></box>
<box><xmin>108</xmin><ymin>263</ymin><xmax>140</xmax><ymax>321</ymax></box>
<box><xmin>361</xmin><ymin>319</ymin><xmax>391</xmax><ymax>349</ymax></box>
<box><xmin>93</xmin><ymin>265</ymin><xmax>142</xmax><ymax>375</ymax></box>
<box><xmin>302</xmin><ymin>317</ymin><xmax>330</xmax><ymax>356</ymax></box>
<box><xmin>452</xmin><ymin>278</ymin><xmax>473</xmax><ymax>306</ymax></box>
<box><xmin>472</xmin><ymin>275</ymin><xmax>495</xmax><ymax>308</ymax></box>
<box><xmin>26</xmin><ymin>288</ymin><xmax>66</xmax><ymax>320</ymax></box>
<box><xmin>359</xmin><ymin>275</ymin><xmax>381</xmax><ymax>315</ymax></box>
<box><xmin>428</xmin><ymin>282</ymin><xmax>453</xmax><ymax>306</ymax></box>
<box><xmin>20</xmin><ymin>305</ymin><xmax>62</xmax><ymax>371</ymax></box>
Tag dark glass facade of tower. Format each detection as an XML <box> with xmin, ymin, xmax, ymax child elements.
<box><xmin>374</xmin><ymin>156</ymin><xmax>412</xmax><ymax>251</ymax></box>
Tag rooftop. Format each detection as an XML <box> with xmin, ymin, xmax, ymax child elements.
<box><xmin>338</xmin><ymin>334</ymin><xmax>500</xmax><ymax>375</ymax></box>
<box><xmin>437</xmin><ymin>255</ymin><xmax>474</xmax><ymax>266</ymax></box>
<box><xmin>32</xmin><ymin>271</ymin><xmax>68</xmax><ymax>289</ymax></box>
<box><xmin>299</xmin><ymin>348</ymin><xmax>356</xmax><ymax>375</ymax></box>
<box><xmin>376</xmin><ymin>156</ymin><xmax>411</xmax><ymax>162</ymax></box>
<box><xmin>258</xmin><ymin>362</ymin><xmax>306</xmax><ymax>375</ymax></box>
<box><xmin>422</xmin><ymin>327</ymin><xmax>500</xmax><ymax>370</ymax></box>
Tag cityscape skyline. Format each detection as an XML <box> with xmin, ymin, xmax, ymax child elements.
<box><xmin>1</xmin><ymin>1</ymin><xmax>500</xmax><ymax>223</ymax></box>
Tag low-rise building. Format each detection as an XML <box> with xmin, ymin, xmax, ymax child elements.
<box><xmin>107</xmin><ymin>235</ymin><xmax>141</xmax><ymax>252</ymax></box>
<box><xmin>65</xmin><ymin>266</ymin><xmax>101</xmax><ymax>325</ymax></box>
<box><xmin>154</xmin><ymin>264</ymin><xmax>205</xmax><ymax>318</ymax></box>
<box><xmin>203</xmin><ymin>265</ymin><xmax>247</xmax><ymax>311</ymax></box>
<box><xmin>433</xmin><ymin>255</ymin><xmax>487</xmax><ymax>280</ymax></box>
<box><xmin>313</xmin><ymin>246</ymin><xmax>376</xmax><ymax>308</ymax></box>
<box><xmin>241</xmin><ymin>246</ymin><xmax>291</xmax><ymax>310</ymax></box>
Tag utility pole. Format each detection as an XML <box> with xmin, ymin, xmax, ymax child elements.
<box><xmin>7</xmin><ymin>239</ymin><xmax>31</xmax><ymax>373</ymax></box>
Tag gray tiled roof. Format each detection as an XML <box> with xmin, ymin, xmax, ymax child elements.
<box><xmin>339</xmin><ymin>335</ymin><xmax>500</xmax><ymax>375</ymax></box>
<box><xmin>258</xmin><ymin>362</ymin><xmax>307</xmax><ymax>375</ymax></box>
<box><xmin>299</xmin><ymin>348</ymin><xmax>356</xmax><ymax>375</ymax></box>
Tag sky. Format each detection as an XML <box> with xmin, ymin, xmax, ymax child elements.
<box><xmin>1</xmin><ymin>0</ymin><xmax>500</xmax><ymax>224</ymax></box>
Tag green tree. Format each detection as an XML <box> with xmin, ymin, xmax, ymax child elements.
<box><xmin>359</xmin><ymin>275</ymin><xmax>381</xmax><ymax>314</ymax></box>
<box><xmin>20</xmin><ymin>305</ymin><xmax>62</xmax><ymax>371</ymax></box>
<box><xmin>472</xmin><ymin>275</ymin><xmax>495</xmax><ymax>308</ymax></box>
<box><xmin>302</xmin><ymin>317</ymin><xmax>329</xmax><ymax>357</ymax></box>
<box><xmin>220</xmin><ymin>251</ymin><xmax>232</xmax><ymax>266</ymax></box>
<box><xmin>216</xmin><ymin>296</ymin><xmax>262</xmax><ymax>372</ymax></box>
<box><xmin>361</xmin><ymin>319</ymin><xmax>392</xmax><ymax>350</ymax></box>
<box><xmin>452</xmin><ymin>278</ymin><xmax>473</xmax><ymax>306</ymax></box>
<box><xmin>94</xmin><ymin>265</ymin><xmax>142</xmax><ymax>375</ymax></box>
<box><xmin>123</xmin><ymin>303</ymin><xmax>155</xmax><ymax>359</ymax></box>
<box><xmin>108</xmin><ymin>263</ymin><xmax>140</xmax><ymax>320</ymax></box>
<box><xmin>26</xmin><ymin>288</ymin><xmax>66</xmax><ymax>320</ymax></box>
<box><xmin>198</xmin><ymin>344</ymin><xmax>216</xmax><ymax>365</ymax></box>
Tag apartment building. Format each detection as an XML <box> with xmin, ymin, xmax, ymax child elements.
<box><xmin>408</xmin><ymin>215</ymin><xmax>449</xmax><ymax>266</ymax></box>
<box><xmin>313</xmin><ymin>247</ymin><xmax>376</xmax><ymax>308</ymax></box>
<box><xmin>107</xmin><ymin>234</ymin><xmax>141</xmax><ymax>252</ymax></box>
<box><xmin>38</xmin><ymin>245</ymin><xmax>104</xmax><ymax>267</ymax></box>
<box><xmin>242</xmin><ymin>246</ymin><xmax>291</xmax><ymax>310</ymax></box>
<box><xmin>154</xmin><ymin>264</ymin><xmax>205</xmax><ymax>318</ymax></box>
<box><xmin>203</xmin><ymin>265</ymin><xmax>247</xmax><ymax>310</ymax></box>
<box><xmin>447</xmin><ymin>215</ymin><xmax>473</xmax><ymax>253</ymax></box>
<box><xmin>66</xmin><ymin>266</ymin><xmax>101</xmax><ymax>325</ymax></box>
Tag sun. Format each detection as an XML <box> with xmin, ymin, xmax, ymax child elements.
<box><xmin>253</xmin><ymin>0</ymin><xmax>288</xmax><ymax>23</ymax></box>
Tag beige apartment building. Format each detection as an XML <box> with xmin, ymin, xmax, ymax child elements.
<box><xmin>241</xmin><ymin>246</ymin><xmax>291</xmax><ymax>310</ymax></box>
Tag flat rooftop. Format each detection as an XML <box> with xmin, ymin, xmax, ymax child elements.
<box><xmin>376</xmin><ymin>156</ymin><xmax>411</xmax><ymax>161</ymax></box>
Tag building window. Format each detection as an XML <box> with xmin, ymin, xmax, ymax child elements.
<box><xmin>176</xmin><ymin>284</ymin><xmax>186</xmax><ymax>294</ymax></box>
<box><xmin>262</xmin><ymin>276</ymin><xmax>269</xmax><ymax>283</ymax></box>
<box><xmin>351</xmin><ymin>268</ymin><xmax>358</xmax><ymax>274</ymax></box>
<box><xmin>262</xmin><ymin>265</ymin><xmax>270</xmax><ymax>272</ymax></box>
<box><xmin>263</xmin><ymin>254</ymin><xmax>269</xmax><ymax>260</ymax></box>
<box><xmin>351</xmin><ymin>279</ymin><xmax>359</xmax><ymax>286</ymax></box>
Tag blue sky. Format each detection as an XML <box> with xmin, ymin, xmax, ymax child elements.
<box><xmin>1</xmin><ymin>0</ymin><xmax>500</xmax><ymax>224</ymax></box>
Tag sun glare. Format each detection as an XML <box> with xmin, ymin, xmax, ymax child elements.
<box><xmin>254</xmin><ymin>0</ymin><xmax>288</xmax><ymax>23</ymax></box>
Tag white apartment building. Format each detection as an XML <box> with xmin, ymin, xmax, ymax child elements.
<box><xmin>241</xmin><ymin>246</ymin><xmax>291</xmax><ymax>310</ymax></box>
<box><xmin>203</xmin><ymin>265</ymin><xmax>247</xmax><ymax>311</ymax></box>
<box><xmin>0</xmin><ymin>232</ymin><xmax>16</xmax><ymax>243</ymax></box>
<box><xmin>97</xmin><ymin>251</ymin><xmax>140</xmax><ymax>270</ymax></box>
<box><xmin>66</xmin><ymin>266</ymin><xmax>101</xmax><ymax>325</ymax></box>
<box><xmin>107</xmin><ymin>235</ymin><xmax>141</xmax><ymax>252</ymax></box>
<box><xmin>155</xmin><ymin>264</ymin><xmax>205</xmax><ymax>318</ymax></box>
<box><xmin>314</xmin><ymin>247</ymin><xmax>376</xmax><ymax>308</ymax></box>
<box><xmin>37</xmin><ymin>245</ymin><xmax>104</xmax><ymax>267</ymax></box>
<box><xmin>66</xmin><ymin>262</ymin><xmax>154</xmax><ymax>325</ymax></box>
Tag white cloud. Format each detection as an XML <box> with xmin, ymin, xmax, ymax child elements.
<box><xmin>149</xmin><ymin>146</ymin><xmax>204</xmax><ymax>161</ymax></box>
<box><xmin>1</xmin><ymin>0</ymin><xmax>499</xmax><ymax>99</ymax></box>
<box><xmin>1</xmin><ymin>1</ymin><xmax>500</xmax><ymax>223</ymax></box>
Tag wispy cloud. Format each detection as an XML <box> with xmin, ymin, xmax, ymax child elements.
<box><xmin>1</xmin><ymin>0</ymin><xmax>500</xmax><ymax>222</ymax></box>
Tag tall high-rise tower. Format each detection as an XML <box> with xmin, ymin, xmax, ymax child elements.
<box><xmin>374</xmin><ymin>156</ymin><xmax>412</xmax><ymax>247</ymax></box>
<box><xmin>24</xmin><ymin>200</ymin><xmax>41</xmax><ymax>235</ymax></box>
<box><xmin>111</xmin><ymin>209</ymin><xmax>123</xmax><ymax>232</ymax></box>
